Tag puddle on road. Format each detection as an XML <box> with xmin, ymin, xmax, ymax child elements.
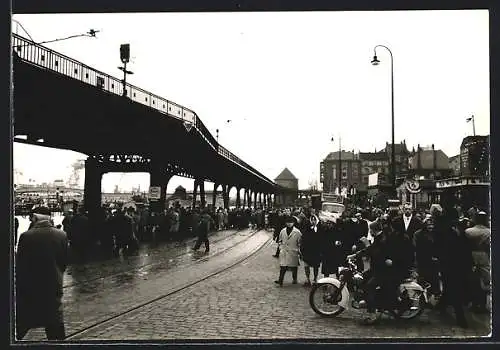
<box><xmin>61</xmin><ymin>230</ymin><xmax>259</xmax><ymax>301</ymax></box>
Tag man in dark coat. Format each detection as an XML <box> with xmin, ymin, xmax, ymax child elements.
<box><xmin>193</xmin><ymin>208</ymin><xmax>213</xmax><ymax>253</ymax></box>
<box><xmin>16</xmin><ymin>206</ymin><xmax>68</xmax><ymax>340</ymax></box>
<box><xmin>69</xmin><ymin>207</ymin><xmax>89</xmax><ymax>262</ymax></box>
<box><xmin>320</xmin><ymin>220</ymin><xmax>344</xmax><ymax>278</ymax></box>
<box><xmin>434</xmin><ymin>208</ymin><xmax>471</xmax><ymax>328</ymax></box>
<box><xmin>392</xmin><ymin>203</ymin><xmax>423</xmax><ymax>243</ymax></box>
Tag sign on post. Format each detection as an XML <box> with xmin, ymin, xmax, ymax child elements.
<box><xmin>148</xmin><ymin>186</ymin><xmax>161</xmax><ymax>201</ymax></box>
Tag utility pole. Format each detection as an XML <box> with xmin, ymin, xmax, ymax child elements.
<box><xmin>338</xmin><ymin>135</ymin><xmax>342</xmax><ymax>195</ymax></box>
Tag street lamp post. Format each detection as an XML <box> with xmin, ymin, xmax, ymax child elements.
<box><xmin>331</xmin><ymin>135</ymin><xmax>342</xmax><ymax>195</ymax></box>
<box><xmin>371</xmin><ymin>45</ymin><xmax>396</xmax><ymax>196</ymax></box>
<box><xmin>118</xmin><ymin>44</ymin><xmax>133</xmax><ymax>97</ymax></box>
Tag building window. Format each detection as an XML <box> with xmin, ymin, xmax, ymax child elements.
<box><xmin>342</xmin><ymin>165</ymin><xmax>348</xmax><ymax>179</ymax></box>
<box><xmin>352</xmin><ymin>165</ymin><xmax>359</xmax><ymax>178</ymax></box>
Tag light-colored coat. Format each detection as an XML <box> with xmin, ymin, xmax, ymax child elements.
<box><xmin>278</xmin><ymin>227</ymin><xmax>302</xmax><ymax>267</ymax></box>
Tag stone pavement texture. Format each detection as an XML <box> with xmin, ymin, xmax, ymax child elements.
<box><xmin>62</xmin><ymin>228</ymin><xmax>243</xmax><ymax>288</ymax></box>
<box><xmin>21</xmin><ymin>228</ymin><xmax>268</xmax><ymax>341</ymax></box>
<box><xmin>70</xmin><ymin>232</ymin><xmax>491</xmax><ymax>341</ymax></box>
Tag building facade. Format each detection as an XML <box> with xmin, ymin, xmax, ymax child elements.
<box><xmin>358</xmin><ymin>151</ymin><xmax>390</xmax><ymax>191</ymax></box>
<box><xmin>460</xmin><ymin>135</ymin><xmax>490</xmax><ymax>178</ymax></box>
<box><xmin>320</xmin><ymin>151</ymin><xmax>361</xmax><ymax>194</ymax></box>
<box><xmin>449</xmin><ymin>154</ymin><xmax>461</xmax><ymax>176</ymax></box>
<box><xmin>356</xmin><ymin>141</ymin><xmax>409</xmax><ymax>191</ymax></box>
<box><xmin>407</xmin><ymin>144</ymin><xmax>453</xmax><ymax>179</ymax></box>
<box><xmin>274</xmin><ymin>168</ymin><xmax>299</xmax><ymax>207</ymax></box>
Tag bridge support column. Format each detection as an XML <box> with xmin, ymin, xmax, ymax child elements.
<box><xmin>259</xmin><ymin>193</ymin><xmax>262</xmax><ymax>207</ymax></box>
<box><xmin>236</xmin><ymin>188</ymin><xmax>241</xmax><ymax>208</ymax></box>
<box><xmin>193</xmin><ymin>179</ymin><xmax>206</xmax><ymax>208</ymax></box>
<box><xmin>83</xmin><ymin>156</ymin><xmax>104</xmax><ymax>220</ymax></box>
<box><xmin>199</xmin><ymin>181</ymin><xmax>206</xmax><ymax>208</ymax></box>
<box><xmin>222</xmin><ymin>185</ymin><xmax>230</xmax><ymax>209</ymax></box>
<box><xmin>212</xmin><ymin>183</ymin><xmax>218</xmax><ymax>209</ymax></box>
<box><xmin>149</xmin><ymin>165</ymin><xmax>173</xmax><ymax>214</ymax></box>
<box><xmin>247</xmin><ymin>190</ymin><xmax>252</xmax><ymax>208</ymax></box>
<box><xmin>192</xmin><ymin>181</ymin><xmax>198</xmax><ymax>209</ymax></box>
<box><xmin>243</xmin><ymin>189</ymin><xmax>247</xmax><ymax>208</ymax></box>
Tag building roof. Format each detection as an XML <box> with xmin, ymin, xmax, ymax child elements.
<box><xmin>449</xmin><ymin>154</ymin><xmax>460</xmax><ymax>162</ymax></box>
<box><xmin>275</xmin><ymin>168</ymin><xmax>298</xmax><ymax>181</ymax></box>
<box><xmin>410</xmin><ymin>149</ymin><xmax>449</xmax><ymax>169</ymax></box>
<box><xmin>359</xmin><ymin>152</ymin><xmax>388</xmax><ymax>161</ymax></box>
<box><xmin>324</xmin><ymin>151</ymin><xmax>356</xmax><ymax>161</ymax></box>
<box><xmin>461</xmin><ymin>135</ymin><xmax>489</xmax><ymax>149</ymax></box>
<box><xmin>379</xmin><ymin>142</ymin><xmax>409</xmax><ymax>154</ymax></box>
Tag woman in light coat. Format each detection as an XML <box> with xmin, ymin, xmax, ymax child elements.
<box><xmin>274</xmin><ymin>216</ymin><xmax>302</xmax><ymax>286</ymax></box>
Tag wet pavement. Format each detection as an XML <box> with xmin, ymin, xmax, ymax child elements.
<box><xmin>67</xmin><ymin>231</ymin><xmax>490</xmax><ymax>341</ymax></box>
<box><xmin>62</xmin><ymin>228</ymin><xmax>248</xmax><ymax>288</ymax></box>
<box><xmin>21</xmin><ymin>228</ymin><xmax>270</xmax><ymax>341</ymax></box>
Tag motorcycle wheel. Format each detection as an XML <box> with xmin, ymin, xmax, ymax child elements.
<box><xmin>395</xmin><ymin>294</ymin><xmax>426</xmax><ymax>320</ymax></box>
<box><xmin>309</xmin><ymin>283</ymin><xmax>346</xmax><ymax>317</ymax></box>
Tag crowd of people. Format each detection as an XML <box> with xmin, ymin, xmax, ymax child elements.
<box><xmin>270</xmin><ymin>202</ymin><xmax>491</xmax><ymax>328</ymax></box>
<box><xmin>14</xmin><ymin>199</ymin><xmax>490</xmax><ymax>340</ymax></box>
<box><xmin>34</xmin><ymin>204</ymin><xmax>271</xmax><ymax>262</ymax></box>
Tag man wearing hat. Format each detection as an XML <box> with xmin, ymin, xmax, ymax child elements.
<box><xmin>15</xmin><ymin>206</ymin><xmax>68</xmax><ymax>340</ymax></box>
<box><xmin>274</xmin><ymin>215</ymin><xmax>302</xmax><ymax>286</ymax></box>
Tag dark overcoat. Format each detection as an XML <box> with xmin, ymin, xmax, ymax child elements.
<box><xmin>300</xmin><ymin>225</ymin><xmax>322</xmax><ymax>267</ymax></box>
<box><xmin>15</xmin><ymin>220</ymin><xmax>68</xmax><ymax>329</ymax></box>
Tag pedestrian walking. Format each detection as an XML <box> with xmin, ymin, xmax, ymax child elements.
<box><xmin>274</xmin><ymin>216</ymin><xmax>302</xmax><ymax>286</ymax></box>
<box><xmin>300</xmin><ymin>214</ymin><xmax>322</xmax><ymax>286</ymax></box>
<box><xmin>193</xmin><ymin>208</ymin><xmax>212</xmax><ymax>253</ymax></box>
<box><xmin>15</xmin><ymin>206</ymin><xmax>68</xmax><ymax>340</ymax></box>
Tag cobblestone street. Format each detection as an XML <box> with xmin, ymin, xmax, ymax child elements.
<box><xmin>68</xmin><ymin>231</ymin><xmax>490</xmax><ymax>341</ymax></box>
<box><xmin>21</xmin><ymin>228</ymin><xmax>269</xmax><ymax>341</ymax></box>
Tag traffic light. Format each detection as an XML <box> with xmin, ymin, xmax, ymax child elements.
<box><xmin>120</xmin><ymin>44</ymin><xmax>130</xmax><ymax>63</ymax></box>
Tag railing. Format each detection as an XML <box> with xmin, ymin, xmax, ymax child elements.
<box><xmin>12</xmin><ymin>33</ymin><xmax>275</xmax><ymax>187</ymax></box>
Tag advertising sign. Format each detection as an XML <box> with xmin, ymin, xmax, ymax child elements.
<box><xmin>148</xmin><ymin>186</ymin><xmax>161</xmax><ymax>200</ymax></box>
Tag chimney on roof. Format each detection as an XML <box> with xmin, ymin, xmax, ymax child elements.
<box><xmin>417</xmin><ymin>144</ymin><xmax>422</xmax><ymax>170</ymax></box>
<box><xmin>432</xmin><ymin>144</ymin><xmax>437</xmax><ymax>172</ymax></box>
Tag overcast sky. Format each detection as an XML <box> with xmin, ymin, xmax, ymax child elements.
<box><xmin>12</xmin><ymin>10</ymin><xmax>490</xmax><ymax>193</ymax></box>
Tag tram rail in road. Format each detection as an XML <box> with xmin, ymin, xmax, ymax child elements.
<box><xmin>64</xmin><ymin>231</ymin><xmax>271</xmax><ymax>341</ymax></box>
<box><xmin>62</xmin><ymin>227</ymin><xmax>254</xmax><ymax>289</ymax></box>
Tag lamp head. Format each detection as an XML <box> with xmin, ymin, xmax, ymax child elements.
<box><xmin>371</xmin><ymin>55</ymin><xmax>380</xmax><ymax>66</ymax></box>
